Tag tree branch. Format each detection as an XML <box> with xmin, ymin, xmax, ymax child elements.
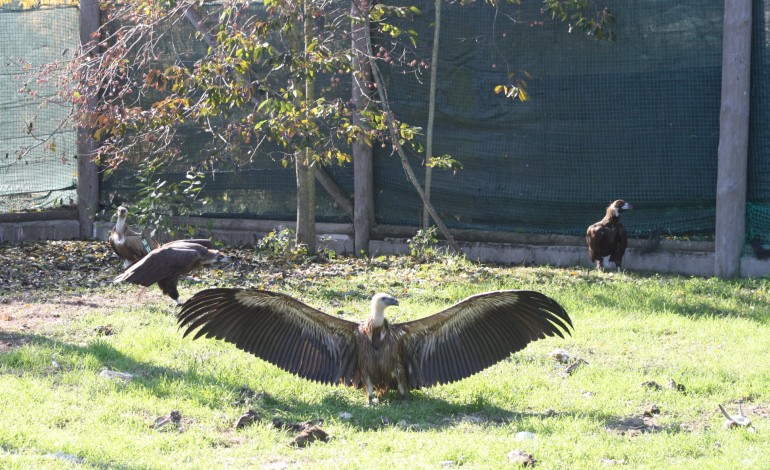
<box><xmin>362</xmin><ymin>18</ymin><xmax>462</xmax><ymax>254</ymax></box>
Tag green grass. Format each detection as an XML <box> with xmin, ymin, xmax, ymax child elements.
<box><xmin>1</xmin><ymin>255</ymin><xmax>769</xmax><ymax>468</ymax></box>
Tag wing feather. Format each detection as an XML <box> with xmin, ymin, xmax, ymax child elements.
<box><xmin>178</xmin><ymin>288</ymin><xmax>360</xmax><ymax>386</ymax></box>
<box><xmin>113</xmin><ymin>245</ymin><xmax>202</xmax><ymax>286</ymax></box>
<box><xmin>169</xmin><ymin>238</ymin><xmax>214</xmax><ymax>249</ymax></box>
<box><xmin>400</xmin><ymin>290</ymin><xmax>572</xmax><ymax>388</ymax></box>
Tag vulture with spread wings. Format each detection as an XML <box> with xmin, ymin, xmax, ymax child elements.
<box><xmin>178</xmin><ymin>288</ymin><xmax>572</xmax><ymax>404</ymax></box>
<box><xmin>114</xmin><ymin>239</ymin><xmax>230</xmax><ymax>305</ymax></box>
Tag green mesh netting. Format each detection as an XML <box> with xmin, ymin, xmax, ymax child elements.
<box><xmin>101</xmin><ymin>0</ymin><xmax>729</xmax><ymax>238</ymax></box>
<box><xmin>0</xmin><ymin>5</ymin><xmax>79</xmax><ymax>212</ymax></box>
<box><xmin>5</xmin><ymin>1</ymin><xmax>770</xmax><ymax>245</ymax></box>
<box><xmin>372</xmin><ymin>0</ymin><xmax>723</xmax><ymax>236</ymax></box>
<box><xmin>748</xmin><ymin>0</ymin><xmax>770</xmax><ymax>244</ymax></box>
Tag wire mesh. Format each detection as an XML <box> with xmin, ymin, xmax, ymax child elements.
<box><xmin>4</xmin><ymin>1</ymin><xmax>770</xmax><ymax>245</ymax></box>
<box><xmin>0</xmin><ymin>4</ymin><xmax>79</xmax><ymax>212</ymax></box>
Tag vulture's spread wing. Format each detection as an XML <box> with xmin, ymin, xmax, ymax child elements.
<box><xmin>166</xmin><ymin>238</ymin><xmax>214</xmax><ymax>249</ymax></box>
<box><xmin>398</xmin><ymin>290</ymin><xmax>572</xmax><ymax>388</ymax></box>
<box><xmin>113</xmin><ymin>245</ymin><xmax>203</xmax><ymax>286</ymax></box>
<box><xmin>178</xmin><ymin>289</ymin><xmax>361</xmax><ymax>386</ymax></box>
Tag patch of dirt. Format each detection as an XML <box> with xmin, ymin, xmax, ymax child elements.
<box><xmin>0</xmin><ymin>292</ymin><xmax>130</xmax><ymax>352</ymax></box>
<box><xmin>606</xmin><ymin>417</ymin><xmax>663</xmax><ymax>436</ymax></box>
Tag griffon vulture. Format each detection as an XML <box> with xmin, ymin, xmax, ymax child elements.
<box><xmin>178</xmin><ymin>289</ymin><xmax>573</xmax><ymax>404</ymax></box>
<box><xmin>113</xmin><ymin>240</ymin><xmax>230</xmax><ymax>305</ymax></box>
<box><xmin>109</xmin><ymin>206</ymin><xmax>160</xmax><ymax>268</ymax></box>
<box><xmin>586</xmin><ymin>199</ymin><xmax>632</xmax><ymax>272</ymax></box>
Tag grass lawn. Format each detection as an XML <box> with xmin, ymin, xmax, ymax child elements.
<box><xmin>1</xmin><ymin>241</ymin><xmax>769</xmax><ymax>468</ymax></box>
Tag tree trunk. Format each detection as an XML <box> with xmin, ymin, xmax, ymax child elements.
<box><xmin>296</xmin><ymin>149</ymin><xmax>317</xmax><ymax>253</ymax></box>
<box><xmin>295</xmin><ymin>1</ymin><xmax>317</xmax><ymax>253</ymax></box>
<box><xmin>352</xmin><ymin>0</ymin><xmax>374</xmax><ymax>255</ymax></box>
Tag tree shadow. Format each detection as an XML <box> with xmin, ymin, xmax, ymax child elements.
<box><xmin>0</xmin><ymin>331</ymin><xmax>246</xmax><ymax>406</ymax></box>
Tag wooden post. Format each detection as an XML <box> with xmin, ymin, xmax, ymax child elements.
<box><xmin>77</xmin><ymin>0</ymin><xmax>101</xmax><ymax>238</ymax></box>
<box><xmin>352</xmin><ymin>0</ymin><xmax>374</xmax><ymax>255</ymax></box>
<box><xmin>715</xmin><ymin>0</ymin><xmax>752</xmax><ymax>278</ymax></box>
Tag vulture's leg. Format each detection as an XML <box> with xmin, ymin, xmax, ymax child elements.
<box><xmin>595</xmin><ymin>259</ymin><xmax>603</xmax><ymax>271</ymax></box>
<box><xmin>365</xmin><ymin>377</ymin><xmax>375</xmax><ymax>406</ymax></box>
<box><xmin>397</xmin><ymin>381</ymin><xmax>408</xmax><ymax>400</ymax></box>
<box><xmin>158</xmin><ymin>277</ymin><xmax>181</xmax><ymax>305</ymax></box>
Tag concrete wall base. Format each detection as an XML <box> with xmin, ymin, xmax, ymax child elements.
<box><xmin>1</xmin><ymin>217</ymin><xmax>767</xmax><ymax>278</ymax></box>
<box><xmin>0</xmin><ymin>220</ymin><xmax>80</xmax><ymax>243</ymax></box>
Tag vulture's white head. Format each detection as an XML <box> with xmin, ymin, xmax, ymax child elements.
<box><xmin>611</xmin><ymin>200</ymin><xmax>632</xmax><ymax>217</ymax></box>
<box><xmin>370</xmin><ymin>293</ymin><xmax>399</xmax><ymax>327</ymax></box>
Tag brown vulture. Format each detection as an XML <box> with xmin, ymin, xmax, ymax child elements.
<box><xmin>108</xmin><ymin>206</ymin><xmax>160</xmax><ymax>268</ymax></box>
<box><xmin>586</xmin><ymin>199</ymin><xmax>633</xmax><ymax>272</ymax></box>
<box><xmin>178</xmin><ymin>289</ymin><xmax>573</xmax><ymax>404</ymax></box>
<box><xmin>113</xmin><ymin>239</ymin><xmax>230</xmax><ymax>305</ymax></box>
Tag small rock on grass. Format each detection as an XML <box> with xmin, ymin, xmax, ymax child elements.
<box><xmin>515</xmin><ymin>431</ymin><xmax>535</xmax><ymax>441</ymax></box>
<box><xmin>507</xmin><ymin>450</ymin><xmax>536</xmax><ymax>466</ymax></box>
<box><xmin>151</xmin><ymin>410</ymin><xmax>182</xmax><ymax>430</ymax></box>
<box><xmin>548</xmin><ymin>349</ymin><xmax>571</xmax><ymax>364</ymax></box>
<box><xmin>235</xmin><ymin>409</ymin><xmax>260</xmax><ymax>429</ymax></box>
<box><xmin>48</xmin><ymin>452</ymin><xmax>84</xmax><ymax>464</ymax></box>
<box><xmin>271</xmin><ymin>418</ymin><xmax>331</xmax><ymax>447</ymax></box>
<box><xmin>98</xmin><ymin>368</ymin><xmax>134</xmax><ymax>381</ymax></box>
<box><xmin>643</xmin><ymin>404</ymin><xmax>660</xmax><ymax>417</ymax></box>
<box><xmin>291</xmin><ymin>425</ymin><xmax>330</xmax><ymax>447</ymax></box>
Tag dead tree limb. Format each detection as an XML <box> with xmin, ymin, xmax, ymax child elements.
<box><xmin>363</xmin><ymin>21</ymin><xmax>462</xmax><ymax>254</ymax></box>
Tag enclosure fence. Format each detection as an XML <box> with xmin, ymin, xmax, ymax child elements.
<box><xmin>2</xmin><ymin>1</ymin><xmax>770</xmax><ymax>246</ymax></box>
<box><xmin>0</xmin><ymin>3</ymin><xmax>78</xmax><ymax>212</ymax></box>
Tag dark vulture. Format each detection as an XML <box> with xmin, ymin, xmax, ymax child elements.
<box><xmin>586</xmin><ymin>199</ymin><xmax>633</xmax><ymax>272</ymax></box>
<box><xmin>113</xmin><ymin>239</ymin><xmax>230</xmax><ymax>305</ymax></box>
<box><xmin>750</xmin><ymin>239</ymin><xmax>770</xmax><ymax>260</ymax></box>
<box><xmin>109</xmin><ymin>206</ymin><xmax>160</xmax><ymax>268</ymax></box>
<box><xmin>178</xmin><ymin>289</ymin><xmax>573</xmax><ymax>404</ymax></box>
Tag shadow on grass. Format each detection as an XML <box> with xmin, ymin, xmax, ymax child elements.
<box><xmin>256</xmin><ymin>389</ymin><xmax>699</xmax><ymax>438</ymax></box>
<box><xmin>583</xmin><ymin>289</ymin><xmax>770</xmax><ymax>325</ymax></box>
<box><xmin>0</xmin><ymin>331</ymin><xmax>702</xmax><ymax>438</ymax></box>
<box><xmin>0</xmin><ymin>330</ymin><xmax>245</xmax><ymax>406</ymax></box>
